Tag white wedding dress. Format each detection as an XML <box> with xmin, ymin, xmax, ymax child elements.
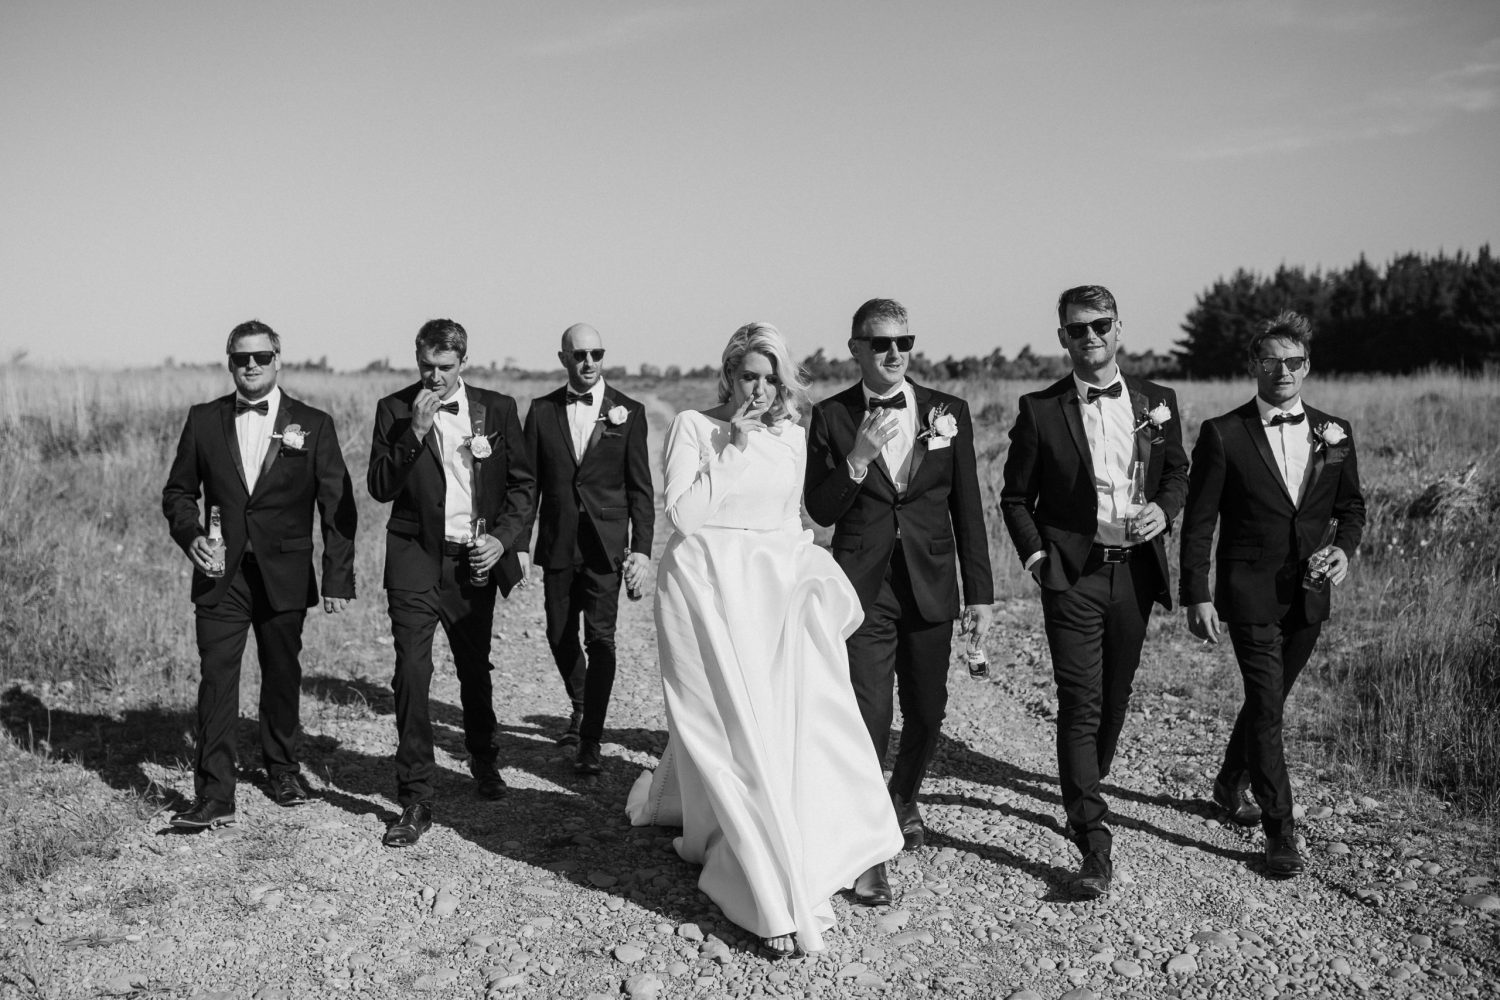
<box><xmin>625</xmin><ymin>410</ymin><xmax>903</xmax><ymax>952</ymax></box>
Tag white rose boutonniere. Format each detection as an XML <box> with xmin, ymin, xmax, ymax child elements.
<box><xmin>919</xmin><ymin>404</ymin><xmax>958</xmax><ymax>448</ymax></box>
<box><xmin>1314</xmin><ymin>422</ymin><xmax>1347</xmax><ymax>450</ymax></box>
<box><xmin>605</xmin><ymin>405</ymin><xmax>629</xmax><ymax>426</ymax></box>
<box><xmin>274</xmin><ymin>424</ymin><xmax>306</xmax><ymax>450</ymax></box>
<box><xmin>1133</xmin><ymin>401</ymin><xmax>1172</xmax><ymax>442</ymax></box>
<box><xmin>467</xmin><ymin>435</ymin><xmax>493</xmax><ymax>460</ymax></box>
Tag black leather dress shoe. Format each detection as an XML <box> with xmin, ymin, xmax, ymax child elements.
<box><xmin>892</xmin><ymin>793</ymin><xmax>925</xmax><ymax>851</ymax></box>
<box><xmin>555</xmin><ymin>711</ymin><xmax>583</xmax><ymax>747</ymax></box>
<box><xmin>575</xmin><ymin>739</ymin><xmax>602</xmax><ymax>776</ymax></box>
<box><xmin>471</xmin><ymin>757</ymin><xmax>507</xmax><ymax>800</ymax></box>
<box><xmin>1071</xmin><ymin>850</ymin><xmax>1113</xmax><ymax>900</ymax></box>
<box><xmin>270</xmin><ymin>772</ymin><xmax>310</xmax><ymax>807</ymax></box>
<box><xmin>1265</xmin><ymin>835</ymin><xmax>1306</xmax><ymax>877</ymax></box>
<box><xmin>852</xmin><ymin>862</ymin><xmax>893</xmax><ymax>907</ymax></box>
<box><xmin>1212</xmin><ymin>777</ymin><xmax>1261</xmax><ymax>826</ymax></box>
<box><xmin>383</xmin><ymin>803</ymin><xmax>433</xmax><ymax>847</ymax></box>
<box><xmin>170</xmin><ymin>799</ymin><xmax>236</xmax><ymax>830</ymax></box>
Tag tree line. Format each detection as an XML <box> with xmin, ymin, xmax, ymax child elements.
<box><xmin>1176</xmin><ymin>245</ymin><xmax>1500</xmax><ymax>377</ymax></box>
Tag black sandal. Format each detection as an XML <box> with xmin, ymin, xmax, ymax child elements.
<box><xmin>761</xmin><ymin>935</ymin><xmax>796</xmax><ymax>959</ymax></box>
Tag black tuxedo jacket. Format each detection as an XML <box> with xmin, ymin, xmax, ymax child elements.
<box><xmin>805</xmin><ymin>380</ymin><xmax>993</xmax><ymax>623</ymax></box>
<box><xmin>520</xmin><ymin>384</ymin><xmax>654</xmax><ymax>573</ymax></box>
<box><xmin>367</xmin><ymin>382</ymin><xmax>534</xmax><ymax>596</ymax></box>
<box><xmin>162</xmin><ymin>392</ymin><xmax>357</xmax><ymax>612</ymax></box>
<box><xmin>999</xmin><ymin>373</ymin><xmax>1190</xmax><ymax>609</ymax></box>
<box><xmin>1179</xmin><ymin>399</ymin><xmax>1365</xmax><ymax>624</ymax></box>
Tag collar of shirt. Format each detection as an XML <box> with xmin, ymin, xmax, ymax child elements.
<box><xmin>436</xmin><ymin>380</ymin><xmax>469</xmax><ymax>421</ymax></box>
<box><xmin>1072</xmin><ymin>371</ymin><xmax>1124</xmax><ymax>403</ymax></box>
<box><xmin>1256</xmin><ymin>396</ymin><xmax>1306</xmax><ymax>425</ymax></box>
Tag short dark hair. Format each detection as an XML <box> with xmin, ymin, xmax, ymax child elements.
<box><xmin>850</xmin><ymin>298</ymin><xmax>908</xmax><ymax>338</ymax></box>
<box><xmin>1056</xmin><ymin>285</ymin><xmax>1118</xmax><ymax>324</ymax></box>
<box><xmin>225</xmin><ymin>319</ymin><xmax>280</xmax><ymax>355</ymax></box>
<box><xmin>1247</xmin><ymin>311</ymin><xmax>1313</xmax><ymax>360</ymax></box>
<box><xmin>416</xmin><ymin>318</ymin><xmax>468</xmax><ymax>359</ymax></box>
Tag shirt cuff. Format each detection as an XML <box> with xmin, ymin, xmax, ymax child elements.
<box><xmin>846</xmin><ymin>460</ymin><xmax>868</xmax><ymax>483</ymax></box>
<box><xmin>1023</xmin><ymin>551</ymin><xmax>1045</xmax><ymax>571</ymax></box>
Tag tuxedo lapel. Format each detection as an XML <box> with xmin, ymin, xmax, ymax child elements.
<box><xmin>1242</xmin><ymin>405</ymin><xmax>1296</xmax><ymax>508</ymax></box>
<box><xmin>252</xmin><ymin>397</ymin><xmax>291</xmax><ymax>493</ymax></box>
<box><xmin>1060</xmin><ymin>385</ymin><xmax>1092</xmax><ymax>471</ymax></box>
<box><xmin>552</xmin><ymin>392</ymin><xmax>580</xmax><ymax>466</ymax></box>
<box><xmin>220</xmin><ymin>397</ymin><xmax>249</xmax><ymax>494</ymax></box>
<box><xmin>1125</xmin><ymin>378</ymin><xmax>1151</xmax><ymax>465</ymax></box>
<box><xmin>1297</xmin><ymin>405</ymin><xmax>1330</xmax><ymax>507</ymax></box>
<box><xmin>904</xmin><ymin>382</ymin><xmax>933</xmax><ymax>493</ymax></box>
<box><xmin>467</xmin><ymin>385</ymin><xmax>487</xmax><ymax>509</ymax></box>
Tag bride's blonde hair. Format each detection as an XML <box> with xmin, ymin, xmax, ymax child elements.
<box><xmin>716</xmin><ymin>322</ymin><xmax>812</xmax><ymax>423</ymax></box>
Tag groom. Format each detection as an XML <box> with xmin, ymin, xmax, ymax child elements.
<box><xmin>1179</xmin><ymin>311</ymin><xmax>1365</xmax><ymax>877</ymax></box>
<box><xmin>999</xmin><ymin>285</ymin><xmax>1189</xmax><ymax>899</ymax></box>
<box><xmin>521</xmin><ymin>323</ymin><xmax>654</xmax><ymax>777</ymax></box>
<box><xmin>806</xmin><ymin>297</ymin><xmax>994</xmax><ymax>907</ymax></box>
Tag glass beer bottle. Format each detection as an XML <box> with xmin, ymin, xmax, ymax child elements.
<box><xmin>469</xmin><ymin>517</ymin><xmax>489</xmax><ymax>587</ymax></box>
<box><xmin>1123</xmin><ymin>460</ymin><xmax>1148</xmax><ymax>539</ymax></box>
<box><xmin>204</xmin><ymin>505</ymin><xmax>226</xmax><ymax>578</ymax></box>
<box><xmin>1303</xmin><ymin>518</ymin><xmax>1339</xmax><ymax>592</ymax></box>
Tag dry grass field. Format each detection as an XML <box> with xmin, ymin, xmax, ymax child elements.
<box><xmin>2</xmin><ymin>365</ymin><xmax>1498</xmax><ymax>889</ymax></box>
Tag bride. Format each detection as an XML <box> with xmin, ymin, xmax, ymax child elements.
<box><xmin>626</xmin><ymin>322</ymin><xmax>902</xmax><ymax>958</ymax></box>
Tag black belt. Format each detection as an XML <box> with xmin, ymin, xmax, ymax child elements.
<box><xmin>1091</xmin><ymin>543</ymin><xmax>1142</xmax><ymax>564</ymax></box>
<box><xmin>442</xmin><ymin>539</ymin><xmax>471</xmax><ymax>556</ymax></box>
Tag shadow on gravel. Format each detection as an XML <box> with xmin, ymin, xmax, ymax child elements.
<box><xmin>926</xmin><ymin>730</ymin><xmax>1251</xmax><ymax>863</ymax></box>
<box><xmin>0</xmin><ymin>684</ymin><xmax>195</xmax><ymax>814</ymax></box>
<box><xmin>294</xmin><ymin>674</ymin><xmax>720</xmax><ymax>939</ymax></box>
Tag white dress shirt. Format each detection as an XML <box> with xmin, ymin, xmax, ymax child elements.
<box><xmin>566</xmin><ymin>377</ymin><xmax>606</xmax><ymax>460</ymax></box>
<box><xmin>1074</xmin><ymin>372</ymin><xmax>1137</xmax><ymax>547</ymax></box>
<box><xmin>433</xmin><ymin>381</ymin><xmax>477</xmax><ymax>542</ymax></box>
<box><xmin>850</xmin><ymin>382</ymin><xmax>918</xmax><ymax>492</ymax></box>
<box><xmin>235</xmin><ymin>386</ymin><xmax>281</xmax><ymax>495</ymax></box>
<box><xmin>1256</xmin><ymin>396</ymin><xmax>1312</xmax><ymax>504</ymax></box>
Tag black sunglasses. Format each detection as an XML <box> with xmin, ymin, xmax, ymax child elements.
<box><xmin>1063</xmin><ymin>318</ymin><xmax>1116</xmax><ymax>339</ymax></box>
<box><xmin>858</xmin><ymin>335</ymin><xmax>915</xmax><ymax>353</ymax></box>
<box><xmin>1255</xmin><ymin>356</ymin><xmax>1307</xmax><ymax>374</ymax></box>
<box><xmin>229</xmin><ymin>351</ymin><xmax>277</xmax><ymax>368</ymax></box>
<box><xmin>570</xmin><ymin>349</ymin><xmax>606</xmax><ymax>363</ymax></box>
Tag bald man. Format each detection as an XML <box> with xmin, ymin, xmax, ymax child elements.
<box><xmin>520</xmin><ymin>324</ymin><xmax>654</xmax><ymax>776</ymax></box>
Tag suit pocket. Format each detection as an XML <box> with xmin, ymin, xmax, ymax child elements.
<box><xmin>929</xmin><ymin>536</ymin><xmax>954</xmax><ymax>555</ymax></box>
<box><xmin>387</xmin><ymin>515</ymin><xmax>421</xmax><ymax>538</ymax></box>
<box><xmin>598</xmin><ymin>506</ymin><xmax>627</xmax><ymax>521</ymax></box>
<box><xmin>279</xmin><ymin>537</ymin><xmax>314</xmax><ymax>553</ymax></box>
<box><xmin>832</xmin><ymin>535</ymin><xmax>862</xmax><ymax>553</ymax></box>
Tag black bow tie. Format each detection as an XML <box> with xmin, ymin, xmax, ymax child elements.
<box><xmin>235</xmin><ymin>398</ymin><xmax>268</xmax><ymax>416</ymax></box>
<box><xmin>566</xmin><ymin>390</ymin><xmax>594</xmax><ymax>406</ymax></box>
<box><xmin>438</xmin><ymin>401</ymin><xmax>460</xmax><ymax>415</ymax></box>
<box><xmin>867</xmin><ymin>394</ymin><xmax>906</xmax><ymax>411</ymax></box>
<box><xmin>1084</xmin><ymin>383</ymin><xmax>1122</xmax><ymax>403</ymax></box>
<box><xmin>1269</xmin><ymin>411</ymin><xmax>1305</xmax><ymax>426</ymax></box>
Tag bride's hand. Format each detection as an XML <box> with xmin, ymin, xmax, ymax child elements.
<box><xmin>729</xmin><ymin>397</ymin><xmax>769</xmax><ymax>449</ymax></box>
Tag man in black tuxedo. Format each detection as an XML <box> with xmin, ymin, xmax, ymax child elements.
<box><xmin>1000</xmin><ymin>285</ymin><xmax>1189</xmax><ymax>898</ymax></box>
<box><xmin>806</xmin><ymin>298</ymin><xmax>994</xmax><ymax>906</ymax></box>
<box><xmin>1180</xmin><ymin>311</ymin><xmax>1364</xmax><ymax>877</ymax></box>
<box><xmin>162</xmin><ymin>320</ymin><xmax>357</xmax><ymax>829</ymax></box>
<box><xmin>368</xmin><ymin>319</ymin><xmax>534</xmax><ymax>846</ymax></box>
<box><xmin>521</xmin><ymin>323</ymin><xmax>653</xmax><ymax>776</ymax></box>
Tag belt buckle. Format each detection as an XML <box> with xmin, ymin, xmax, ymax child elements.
<box><xmin>1102</xmin><ymin>546</ymin><xmax>1128</xmax><ymax>564</ymax></box>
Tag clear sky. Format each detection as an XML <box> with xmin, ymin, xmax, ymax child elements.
<box><xmin>3</xmin><ymin>1</ymin><xmax>1497</xmax><ymax>373</ymax></box>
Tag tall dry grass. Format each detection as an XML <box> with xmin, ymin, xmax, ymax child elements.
<box><xmin>2</xmin><ymin>365</ymin><xmax>1498</xmax><ymax>815</ymax></box>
